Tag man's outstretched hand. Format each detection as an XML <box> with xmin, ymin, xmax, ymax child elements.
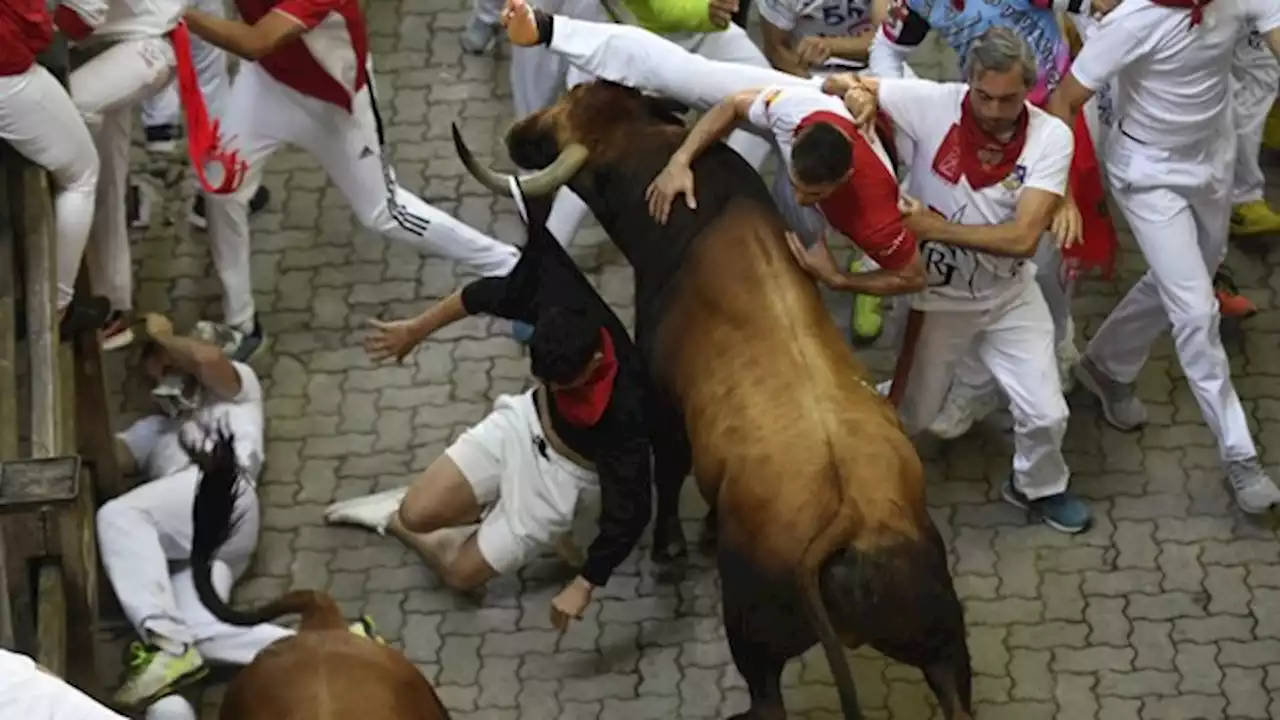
<box><xmin>500</xmin><ymin>0</ymin><xmax>541</xmax><ymax>46</ymax></box>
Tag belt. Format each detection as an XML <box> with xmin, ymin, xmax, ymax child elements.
<box><xmin>534</xmin><ymin>386</ymin><xmax>597</xmax><ymax>472</ymax></box>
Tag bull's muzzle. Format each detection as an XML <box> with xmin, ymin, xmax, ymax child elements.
<box><xmin>451</xmin><ymin>123</ymin><xmax>589</xmax><ymax>198</ymax></box>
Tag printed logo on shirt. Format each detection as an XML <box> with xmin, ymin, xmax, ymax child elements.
<box><xmin>762</xmin><ymin>88</ymin><xmax>784</xmax><ymax>113</ymax></box>
<box><xmin>1000</xmin><ymin>164</ymin><xmax>1027</xmax><ymax>192</ymax></box>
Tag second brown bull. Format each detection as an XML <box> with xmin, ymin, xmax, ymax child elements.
<box><xmin>453</xmin><ymin>80</ymin><xmax>974</xmax><ymax>720</ymax></box>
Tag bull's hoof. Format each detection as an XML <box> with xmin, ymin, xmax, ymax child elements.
<box><xmin>699</xmin><ymin>514</ymin><xmax>719</xmax><ymax>552</ymax></box>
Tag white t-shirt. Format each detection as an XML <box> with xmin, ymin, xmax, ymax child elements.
<box><xmin>758</xmin><ymin>0</ymin><xmax>875</xmax><ymax>70</ymax></box>
<box><xmin>1071</xmin><ymin>0</ymin><xmax>1280</xmax><ymax>150</ymax></box>
<box><xmin>878</xmin><ymin>79</ymin><xmax>1073</xmax><ymax>311</ymax></box>
<box><xmin>119</xmin><ymin>362</ymin><xmax>266</xmax><ymax>483</ymax></box>
<box><xmin>90</xmin><ymin>0</ymin><xmax>184</xmax><ymax>42</ymax></box>
<box><xmin>0</xmin><ymin>649</ymin><xmax>127</xmax><ymax>719</ymax></box>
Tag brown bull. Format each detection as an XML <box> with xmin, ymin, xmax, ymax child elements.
<box><xmin>185</xmin><ymin>428</ymin><xmax>450</xmax><ymax>720</ymax></box>
<box><xmin>453</xmin><ymin>80</ymin><xmax>973</xmax><ymax>720</ymax></box>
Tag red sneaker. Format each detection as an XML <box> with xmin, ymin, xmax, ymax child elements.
<box><xmin>1214</xmin><ymin>271</ymin><xmax>1257</xmax><ymax>319</ymax></box>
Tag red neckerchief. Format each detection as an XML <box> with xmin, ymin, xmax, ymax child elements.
<box><xmin>1149</xmin><ymin>0</ymin><xmax>1214</xmax><ymax>27</ymax></box>
<box><xmin>171</xmin><ymin>22</ymin><xmax>246</xmax><ymax>194</ymax></box>
<box><xmin>931</xmin><ymin>95</ymin><xmax>1029</xmax><ymax>190</ymax></box>
<box><xmin>552</xmin><ymin>329</ymin><xmax>618</xmax><ymax>428</ymax></box>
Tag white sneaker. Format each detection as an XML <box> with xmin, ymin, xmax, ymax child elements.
<box><xmin>324</xmin><ymin>487</ymin><xmax>409</xmax><ymax>534</ymax></box>
<box><xmin>928</xmin><ymin>384</ymin><xmax>1002</xmax><ymax>440</ymax></box>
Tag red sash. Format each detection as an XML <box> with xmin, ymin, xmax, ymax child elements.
<box><xmin>170</xmin><ymin>22</ymin><xmax>245</xmax><ymax>195</ymax></box>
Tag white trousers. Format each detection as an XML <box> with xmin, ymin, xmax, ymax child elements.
<box><xmin>900</xmin><ymin>280</ymin><xmax>1070</xmax><ymax>499</ymax></box>
<box><xmin>0</xmin><ymin>64</ymin><xmax>99</xmax><ymax>311</ymax></box>
<box><xmin>539</xmin><ymin>18</ymin><xmax>788</xmax><ymax>245</ymax></box>
<box><xmin>206</xmin><ymin>63</ymin><xmax>519</xmax><ymax>329</ymax></box>
<box><xmin>141</xmin><ymin>0</ymin><xmax>230</xmax><ymax>128</ymax></box>
<box><xmin>1087</xmin><ymin>130</ymin><xmax>1256</xmax><ymax>463</ymax></box>
<box><xmin>1230</xmin><ymin>35</ymin><xmax>1280</xmax><ymax>206</ymax></box>
<box><xmin>0</xmin><ymin>649</ymin><xmax>126</xmax><ymax>719</ymax></box>
<box><xmin>71</xmin><ymin>37</ymin><xmax>177</xmax><ymax>312</ymax></box>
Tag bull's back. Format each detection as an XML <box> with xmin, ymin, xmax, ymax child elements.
<box><xmin>223</xmin><ymin>632</ymin><xmax>446</xmax><ymax>720</ymax></box>
<box><xmin>651</xmin><ymin>198</ymin><xmax>927</xmax><ymax>567</ymax></box>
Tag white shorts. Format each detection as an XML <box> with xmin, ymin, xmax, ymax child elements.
<box><xmin>445</xmin><ymin>389</ymin><xmax>600</xmax><ymax>574</ymax></box>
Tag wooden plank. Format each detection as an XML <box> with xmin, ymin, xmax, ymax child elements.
<box><xmin>18</xmin><ymin>163</ymin><xmax>59</xmax><ymax>461</ymax></box>
<box><xmin>0</xmin><ymin>145</ymin><xmax>18</xmax><ymax>649</ymax></box>
<box><xmin>58</xmin><ymin>465</ymin><xmax>98</xmax><ymax>689</ymax></box>
<box><xmin>34</xmin><ymin>562</ymin><xmax>66</xmax><ymax>676</ymax></box>
<box><xmin>73</xmin><ymin>274</ymin><xmax>126</xmax><ymax>503</ymax></box>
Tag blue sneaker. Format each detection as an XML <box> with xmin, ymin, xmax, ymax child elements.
<box><xmin>511</xmin><ymin>321</ymin><xmax>534</xmax><ymax>344</ymax></box>
<box><xmin>1001</xmin><ymin>477</ymin><xmax>1092</xmax><ymax>534</ymax></box>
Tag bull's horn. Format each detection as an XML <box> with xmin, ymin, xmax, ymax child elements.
<box><xmin>450</xmin><ymin>122</ymin><xmax>589</xmax><ymax>198</ymax></box>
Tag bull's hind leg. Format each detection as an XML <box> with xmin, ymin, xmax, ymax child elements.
<box><xmin>720</xmin><ymin>547</ymin><xmax>816</xmax><ymax>720</ymax></box>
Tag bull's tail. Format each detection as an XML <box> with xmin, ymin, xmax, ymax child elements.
<box><xmin>188</xmin><ymin>425</ymin><xmax>346</xmax><ymax>631</ymax></box>
<box><xmin>796</xmin><ymin>469</ymin><xmax>863</xmax><ymax>720</ymax></box>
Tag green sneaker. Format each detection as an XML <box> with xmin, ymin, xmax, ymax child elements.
<box><xmin>848</xmin><ymin>256</ymin><xmax>883</xmax><ymax>345</ymax></box>
<box><xmin>112</xmin><ymin>641</ymin><xmax>207</xmax><ymax>709</ymax></box>
<box><xmin>348</xmin><ymin>615</ymin><xmax>388</xmax><ymax>646</ymax></box>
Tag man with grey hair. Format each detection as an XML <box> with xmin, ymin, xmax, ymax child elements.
<box><xmin>1046</xmin><ymin>0</ymin><xmax>1280</xmax><ymax>515</ymax></box>
<box><xmin>870</xmin><ymin>0</ymin><xmax>1126</xmax><ymax>442</ymax></box>
<box><xmin>831</xmin><ymin>26</ymin><xmax>1092</xmax><ymax>534</ymax></box>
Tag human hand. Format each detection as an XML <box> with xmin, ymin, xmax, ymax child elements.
<box><xmin>364</xmin><ymin>317</ymin><xmax>425</xmax><ymax>364</ymax></box>
<box><xmin>708</xmin><ymin>0</ymin><xmax>738</xmax><ymax>28</ymax></box>
<box><xmin>1051</xmin><ymin>195</ymin><xmax>1083</xmax><ymax>251</ymax></box>
<box><xmin>550</xmin><ymin>577</ymin><xmax>594</xmax><ymax>631</ymax></box>
<box><xmin>785</xmin><ymin>231</ymin><xmax>841</xmax><ymax>285</ymax></box>
<box><xmin>898</xmin><ymin>194</ymin><xmax>937</xmax><ymax>237</ymax></box>
<box><xmin>795</xmin><ymin>36</ymin><xmax>833</xmax><ymax>66</ymax></box>
<box><xmin>840</xmin><ymin>78</ymin><xmax>877</xmax><ymax>127</ymax></box>
<box><xmin>142</xmin><ymin>313</ymin><xmax>174</xmax><ymax>340</ymax></box>
<box><xmin>500</xmin><ymin>0</ymin><xmax>541</xmax><ymax>46</ymax></box>
<box><xmin>645</xmin><ymin>161</ymin><xmax>697</xmax><ymax>224</ymax></box>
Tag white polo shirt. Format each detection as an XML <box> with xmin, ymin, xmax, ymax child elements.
<box><xmin>89</xmin><ymin>0</ymin><xmax>183</xmax><ymax>42</ymax></box>
<box><xmin>1071</xmin><ymin>0</ymin><xmax>1280</xmax><ymax>150</ymax></box>
<box><xmin>878</xmin><ymin>79</ymin><xmax>1073</xmax><ymax>311</ymax></box>
<box><xmin>757</xmin><ymin>0</ymin><xmax>875</xmax><ymax>70</ymax></box>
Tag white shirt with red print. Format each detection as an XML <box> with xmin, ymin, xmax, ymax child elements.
<box><xmin>235</xmin><ymin>0</ymin><xmax>369</xmax><ymax>112</ymax></box>
<box><xmin>877</xmin><ymin>79</ymin><xmax>1072</xmax><ymax>312</ymax></box>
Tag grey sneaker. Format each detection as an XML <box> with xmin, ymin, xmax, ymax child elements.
<box><xmin>460</xmin><ymin>14</ymin><xmax>498</xmax><ymax>54</ymax></box>
<box><xmin>1073</xmin><ymin>356</ymin><xmax>1146</xmax><ymax>431</ymax></box>
<box><xmin>202</xmin><ymin>317</ymin><xmax>265</xmax><ymax>362</ymax></box>
<box><xmin>1226</xmin><ymin>458</ymin><xmax>1280</xmax><ymax>515</ymax></box>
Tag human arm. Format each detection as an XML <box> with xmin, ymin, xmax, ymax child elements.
<box><xmin>645</xmin><ymin>89</ymin><xmax>761</xmax><ymax>223</ymax></box>
<box><xmin>902</xmin><ymin>122</ymin><xmax>1075</xmax><ymax>258</ymax></box>
<box><xmin>142</xmin><ymin>315</ymin><xmax>244</xmax><ymax>400</ymax></box>
<box><xmin>867</xmin><ymin>0</ymin><xmax>929</xmax><ymax>77</ymax></box>
<box><xmin>580</xmin><ymin>437</ymin><xmax>652</xmax><ymax>588</ymax></box>
<box><xmin>758</xmin><ymin>8</ymin><xmax>812</xmax><ymax>77</ymax></box>
<box><xmin>786</xmin><ymin>231</ymin><xmax>924</xmax><ymax>295</ymax></box>
<box><xmin>365</xmin><ymin>273</ymin><xmax>531</xmax><ymax>363</ymax></box>
<box><xmin>183</xmin><ymin>0</ymin><xmax>347</xmax><ymax>60</ymax></box>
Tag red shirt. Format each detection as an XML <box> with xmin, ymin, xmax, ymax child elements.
<box><xmin>235</xmin><ymin>0</ymin><xmax>368</xmax><ymax>112</ymax></box>
<box><xmin>0</xmin><ymin>0</ymin><xmax>52</xmax><ymax>76</ymax></box>
<box><xmin>747</xmin><ymin>87</ymin><xmax>918</xmax><ymax>271</ymax></box>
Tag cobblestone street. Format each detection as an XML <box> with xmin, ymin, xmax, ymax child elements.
<box><xmin>99</xmin><ymin>0</ymin><xmax>1280</xmax><ymax>717</ymax></box>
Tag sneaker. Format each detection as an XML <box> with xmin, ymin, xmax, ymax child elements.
<box><xmin>127</xmin><ymin>180</ymin><xmax>154</xmax><ymax>230</ymax></box>
<box><xmin>112</xmin><ymin>641</ymin><xmax>207</xmax><ymax>709</ymax></box>
<box><xmin>460</xmin><ymin>13</ymin><xmax>498</xmax><ymax>54</ymax></box>
<box><xmin>511</xmin><ymin>320</ymin><xmax>535</xmax><ymax>344</ymax></box>
<box><xmin>348</xmin><ymin>615</ymin><xmax>388</xmax><ymax>646</ymax></box>
<box><xmin>101</xmin><ymin>310</ymin><xmax>135</xmax><ymax>352</ymax></box>
<box><xmin>848</xmin><ymin>256</ymin><xmax>883</xmax><ymax>345</ymax></box>
<box><xmin>188</xmin><ymin>186</ymin><xmax>272</xmax><ymax>230</ymax></box>
<box><xmin>324</xmin><ymin>487</ymin><xmax>410</xmax><ymax>535</ymax></box>
<box><xmin>144</xmin><ymin>124</ymin><xmax>182</xmax><ymax>155</ymax></box>
<box><xmin>928</xmin><ymin>382</ymin><xmax>1002</xmax><ymax>440</ymax></box>
<box><xmin>1229</xmin><ymin>199</ymin><xmax>1280</xmax><ymax>237</ymax></box>
<box><xmin>1073</xmin><ymin>355</ymin><xmax>1146</xmax><ymax>431</ymax></box>
<box><xmin>1213</xmin><ymin>270</ymin><xmax>1258</xmax><ymax>319</ymax></box>
<box><xmin>1002</xmin><ymin>477</ymin><xmax>1093</xmax><ymax>534</ymax></box>
<box><xmin>1226</xmin><ymin>457</ymin><xmax>1280</xmax><ymax>515</ymax></box>
<box><xmin>1264</xmin><ymin>100</ymin><xmax>1280</xmax><ymax>152</ymax></box>
<box><xmin>204</xmin><ymin>317</ymin><xmax>265</xmax><ymax>362</ymax></box>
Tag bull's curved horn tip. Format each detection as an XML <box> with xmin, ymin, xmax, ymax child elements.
<box><xmin>451</xmin><ymin>123</ymin><xmax>514</xmax><ymax>197</ymax></box>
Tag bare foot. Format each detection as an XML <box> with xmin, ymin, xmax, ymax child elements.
<box><xmin>500</xmin><ymin>0</ymin><xmax>540</xmax><ymax>46</ymax></box>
